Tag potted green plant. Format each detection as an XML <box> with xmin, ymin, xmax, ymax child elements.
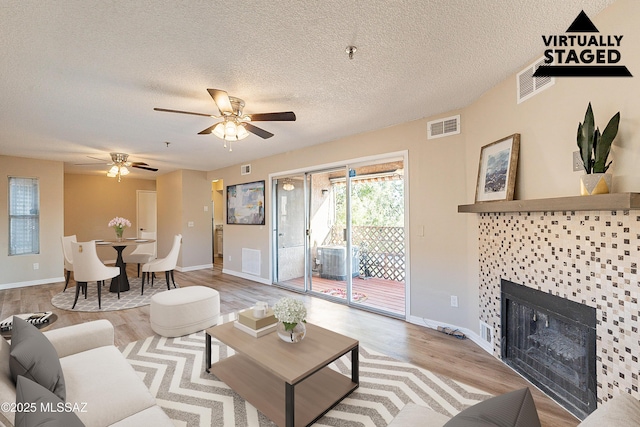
<box><xmin>577</xmin><ymin>102</ymin><xmax>620</xmax><ymax>195</ymax></box>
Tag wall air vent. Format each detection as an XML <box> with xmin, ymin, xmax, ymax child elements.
<box><xmin>427</xmin><ymin>115</ymin><xmax>460</xmax><ymax>139</ymax></box>
<box><xmin>241</xmin><ymin>164</ymin><xmax>251</xmax><ymax>175</ymax></box>
<box><xmin>517</xmin><ymin>56</ymin><xmax>555</xmax><ymax>104</ymax></box>
<box><xmin>480</xmin><ymin>321</ymin><xmax>493</xmax><ymax>347</ymax></box>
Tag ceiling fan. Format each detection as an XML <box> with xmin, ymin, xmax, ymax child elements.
<box><xmin>154</xmin><ymin>88</ymin><xmax>296</xmax><ymax>151</ymax></box>
<box><xmin>76</xmin><ymin>153</ymin><xmax>158</xmax><ymax>182</ymax></box>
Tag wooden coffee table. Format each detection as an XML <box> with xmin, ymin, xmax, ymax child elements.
<box><xmin>205</xmin><ymin>322</ymin><xmax>359</xmax><ymax>427</ymax></box>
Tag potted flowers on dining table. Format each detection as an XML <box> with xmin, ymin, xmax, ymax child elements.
<box><xmin>272</xmin><ymin>297</ymin><xmax>307</xmax><ymax>343</ymax></box>
<box><xmin>108</xmin><ymin>216</ymin><xmax>131</xmax><ymax>241</ymax></box>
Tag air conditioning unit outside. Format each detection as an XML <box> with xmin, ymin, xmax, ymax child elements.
<box><xmin>317</xmin><ymin>245</ymin><xmax>359</xmax><ymax>281</ymax></box>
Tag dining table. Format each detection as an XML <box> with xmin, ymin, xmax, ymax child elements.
<box><xmin>96</xmin><ymin>238</ymin><xmax>156</xmax><ymax>293</ymax></box>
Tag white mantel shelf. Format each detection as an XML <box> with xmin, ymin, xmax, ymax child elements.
<box><xmin>458</xmin><ymin>192</ymin><xmax>640</xmax><ymax>213</ymax></box>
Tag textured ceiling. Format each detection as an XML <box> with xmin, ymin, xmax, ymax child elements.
<box><xmin>0</xmin><ymin>0</ymin><xmax>616</xmax><ymax>179</ymax></box>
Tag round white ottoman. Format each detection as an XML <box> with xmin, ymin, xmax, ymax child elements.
<box><xmin>150</xmin><ymin>286</ymin><xmax>220</xmax><ymax>337</ymax></box>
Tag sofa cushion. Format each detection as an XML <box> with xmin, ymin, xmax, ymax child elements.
<box><xmin>578</xmin><ymin>392</ymin><xmax>640</xmax><ymax>427</ymax></box>
<box><xmin>444</xmin><ymin>387</ymin><xmax>541</xmax><ymax>427</ymax></box>
<box><xmin>0</xmin><ymin>337</ymin><xmax>17</xmax><ymax>425</ymax></box>
<box><xmin>59</xmin><ymin>345</ymin><xmax>156</xmax><ymax>426</ymax></box>
<box><xmin>9</xmin><ymin>317</ymin><xmax>66</xmax><ymax>401</ymax></box>
<box><xmin>14</xmin><ymin>376</ymin><xmax>84</xmax><ymax>427</ymax></box>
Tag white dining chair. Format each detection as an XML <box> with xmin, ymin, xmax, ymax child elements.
<box><xmin>61</xmin><ymin>234</ymin><xmax>77</xmax><ymax>292</ymax></box>
<box><xmin>123</xmin><ymin>230</ymin><xmax>157</xmax><ymax>277</ymax></box>
<box><xmin>70</xmin><ymin>241</ymin><xmax>120</xmax><ymax>309</ymax></box>
<box><xmin>141</xmin><ymin>234</ymin><xmax>182</xmax><ymax>295</ymax></box>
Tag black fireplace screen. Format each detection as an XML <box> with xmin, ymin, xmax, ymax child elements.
<box><xmin>501</xmin><ymin>280</ymin><xmax>596</xmax><ymax>420</ymax></box>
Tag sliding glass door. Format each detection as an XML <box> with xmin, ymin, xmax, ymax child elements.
<box><xmin>272</xmin><ymin>158</ymin><xmax>406</xmax><ymax>318</ymax></box>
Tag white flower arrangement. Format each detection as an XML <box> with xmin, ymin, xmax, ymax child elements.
<box><xmin>272</xmin><ymin>297</ymin><xmax>307</xmax><ymax>331</ymax></box>
<box><xmin>108</xmin><ymin>217</ymin><xmax>131</xmax><ymax>231</ymax></box>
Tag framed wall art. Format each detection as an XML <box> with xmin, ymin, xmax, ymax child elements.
<box><xmin>227</xmin><ymin>180</ymin><xmax>265</xmax><ymax>225</ymax></box>
<box><xmin>475</xmin><ymin>134</ymin><xmax>520</xmax><ymax>202</ymax></box>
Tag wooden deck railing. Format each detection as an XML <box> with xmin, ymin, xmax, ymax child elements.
<box><xmin>323</xmin><ymin>225</ymin><xmax>405</xmax><ymax>282</ymax></box>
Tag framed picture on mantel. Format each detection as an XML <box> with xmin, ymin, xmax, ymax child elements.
<box><xmin>475</xmin><ymin>134</ymin><xmax>520</xmax><ymax>202</ymax></box>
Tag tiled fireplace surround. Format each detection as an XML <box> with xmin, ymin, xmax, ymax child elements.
<box><xmin>478</xmin><ymin>209</ymin><xmax>640</xmax><ymax>404</ymax></box>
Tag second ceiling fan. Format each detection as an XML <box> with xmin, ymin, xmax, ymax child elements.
<box><xmin>154</xmin><ymin>89</ymin><xmax>296</xmax><ymax>150</ymax></box>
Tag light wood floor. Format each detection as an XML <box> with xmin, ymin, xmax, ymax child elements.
<box><xmin>0</xmin><ymin>264</ymin><xmax>578</xmax><ymax>427</ymax></box>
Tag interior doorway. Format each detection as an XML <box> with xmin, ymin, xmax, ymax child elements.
<box><xmin>272</xmin><ymin>157</ymin><xmax>406</xmax><ymax>318</ymax></box>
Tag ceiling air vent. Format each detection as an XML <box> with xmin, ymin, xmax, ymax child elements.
<box><xmin>517</xmin><ymin>56</ymin><xmax>555</xmax><ymax>104</ymax></box>
<box><xmin>241</xmin><ymin>164</ymin><xmax>251</xmax><ymax>175</ymax></box>
<box><xmin>427</xmin><ymin>115</ymin><xmax>460</xmax><ymax>140</ymax></box>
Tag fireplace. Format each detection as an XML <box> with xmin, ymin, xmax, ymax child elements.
<box><xmin>501</xmin><ymin>279</ymin><xmax>597</xmax><ymax>419</ymax></box>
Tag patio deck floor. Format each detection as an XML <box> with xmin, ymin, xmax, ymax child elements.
<box><xmin>280</xmin><ymin>274</ymin><xmax>405</xmax><ymax>317</ymax></box>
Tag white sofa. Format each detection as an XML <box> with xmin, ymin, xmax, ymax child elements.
<box><xmin>0</xmin><ymin>320</ymin><xmax>174</xmax><ymax>427</ymax></box>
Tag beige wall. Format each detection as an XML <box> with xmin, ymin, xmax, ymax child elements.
<box><xmin>208</xmin><ymin>0</ymin><xmax>640</xmax><ymax>334</ymax></box>
<box><xmin>212</xmin><ymin>180</ymin><xmax>224</xmax><ymax>225</ymax></box>
<box><xmin>0</xmin><ymin>156</ymin><xmax>64</xmax><ymax>288</ymax></box>
<box><xmin>64</xmin><ymin>174</ymin><xmax>156</xmax><ymax>261</ymax></box>
<box><xmin>157</xmin><ymin>170</ymin><xmax>213</xmax><ymax>270</ymax></box>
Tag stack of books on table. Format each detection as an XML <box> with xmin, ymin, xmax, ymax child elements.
<box><xmin>0</xmin><ymin>312</ymin><xmax>53</xmax><ymax>331</ymax></box>
<box><xmin>233</xmin><ymin>308</ymin><xmax>278</xmax><ymax>337</ymax></box>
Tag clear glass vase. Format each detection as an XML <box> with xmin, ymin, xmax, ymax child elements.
<box><xmin>276</xmin><ymin>321</ymin><xmax>306</xmax><ymax>343</ymax></box>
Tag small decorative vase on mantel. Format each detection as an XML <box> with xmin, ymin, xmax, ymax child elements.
<box><xmin>580</xmin><ymin>173</ymin><xmax>612</xmax><ymax>195</ymax></box>
<box><xmin>576</xmin><ymin>102</ymin><xmax>620</xmax><ymax>196</ymax></box>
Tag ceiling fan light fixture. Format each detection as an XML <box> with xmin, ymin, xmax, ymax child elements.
<box><xmin>119</xmin><ymin>166</ymin><xmax>130</xmax><ymax>176</ymax></box>
<box><xmin>212</xmin><ymin>122</ymin><xmax>226</xmax><ymax>139</ymax></box>
<box><xmin>224</xmin><ymin>120</ymin><xmax>237</xmax><ymax>137</ymax></box>
<box><xmin>108</xmin><ymin>165</ymin><xmax>119</xmax><ymax>175</ymax></box>
<box><xmin>236</xmin><ymin>124</ymin><xmax>249</xmax><ymax>140</ymax></box>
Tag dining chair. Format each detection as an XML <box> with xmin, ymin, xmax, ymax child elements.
<box><xmin>70</xmin><ymin>241</ymin><xmax>120</xmax><ymax>309</ymax></box>
<box><xmin>141</xmin><ymin>234</ymin><xmax>182</xmax><ymax>295</ymax></box>
<box><xmin>123</xmin><ymin>230</ymin><xmax>157</xmax><ymax>277</ymax></box>
<box><xmin>61</xmin><ymin>235</ymin><xmax>77</xmax><ymax>292</ymax></box>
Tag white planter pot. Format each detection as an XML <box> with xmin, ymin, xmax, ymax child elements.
<box><xmin>580</xmin><ymin>173</ymin><xmax>612</xmax><ymax>195</ymax></box>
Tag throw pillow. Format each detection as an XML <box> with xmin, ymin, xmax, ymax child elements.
<box><xmin>9</xmin><ymin>316</ymin><xmax>66</xmax><ymax>401</ymax></box>
<box><xmin>15</xmin><ymin>376</ymin><xmax>84</xmax><ymax>427</ymax></box>
<box><xmin>578</xmin><ymin>392</ymin><xmax>640</xmax><ymax>427</ymax></box>
<box><xmin>444</xmin><ymin>387</ymin><xmax>541</xmax><ymax>427</ymax></box>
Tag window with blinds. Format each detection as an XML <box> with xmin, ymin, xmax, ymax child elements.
<box><xmin>8</xmin><ymin>177</ymin><xmax>40</xmax><ymax>255</ymax></box>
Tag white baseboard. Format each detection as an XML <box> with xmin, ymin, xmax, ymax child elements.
<box><xmin>0</xmin><ymin>277</ymin><xmax>66</xmax><ymax>290</ymax></box>
<box><xmin>177</xmin><ymin>264</ymin><xmax>213</xmax><ymax>272</ymax></box>
<box><xmin>222</xmin><ymin>269</ymin><xmax>271</xmax><ymax>285</ymax></box>
<box><xmin>407</xmin><ymin>314</ymin><xmax>493</xmax><ymax>354</ymax></box>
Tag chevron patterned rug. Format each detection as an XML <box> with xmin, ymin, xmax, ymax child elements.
<box><xmin>51</xmin><ymin>278</ymin><xmax>177</xmax><ymax>312</ymax></box>
<box><xmin>120</xmin><ymin>315</ymin><xmax>492</xmax><ymax>426</ymax></box>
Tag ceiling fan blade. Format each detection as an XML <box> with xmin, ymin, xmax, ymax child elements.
<box><xmin>87</xmin><ymin>155</ymin><xmax>109</xmax><ymax>162</ymax></box>
<box><xmin>198</xmin><ymin>123</ymin><xmax>220</xmax><ymax>135</ymax></box>
<box><xmin>207</xmin><ymin>89</ymin><xmax>234</xmax><ymax>115</ymax></box>
<box><xmin>131</xmin><ymin>164</ymin><xmax>158</xmax><ymax>172</ymax></box>
<box><xmin>154</xmin><ymin>107</ymin><xmax>213</xmax><ymax>117</ymax></box>
<box><xmin>244</xmin><ymin>123</ymin><xmax>274</xmax><ymax>139</ymax></box>
<box><xmin>131</xmin><ymin>161</ymin><xmax>149</xmax><ymax>167</ymax></box>
<box><xmin>248</xmin><ymin>112</ymin><xmax>296</xmax><ymax>122</ymax></box>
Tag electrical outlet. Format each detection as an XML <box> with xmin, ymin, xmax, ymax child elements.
<box><xmin>573</xmin><ymin>151</ymin><xmax>584</xmax><ymax>172</ymax></box>
<box><xmin>33</xmin><ymin>263</ymin><xmax>39</xmax><ymax>270</ymax></box>
<box><xmin>450</xmin><ymin>295</ymin><xmax>458</xmax><ymax>307</ymax></box>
